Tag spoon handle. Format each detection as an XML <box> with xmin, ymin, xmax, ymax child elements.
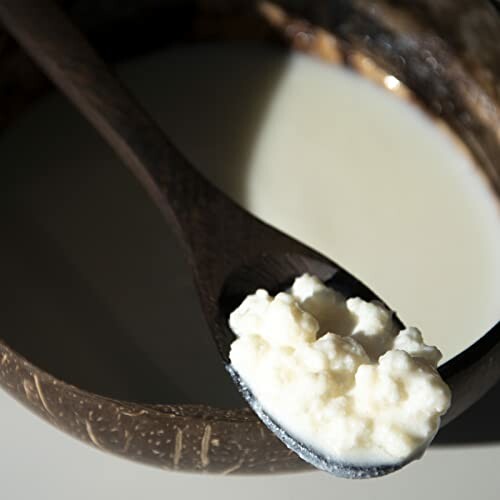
<box><xmin>0</xmin><ymin>0</ymin><xmax>225</xmax><ymax>239</ymax></box>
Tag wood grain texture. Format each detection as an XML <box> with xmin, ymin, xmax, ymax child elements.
<box><xmin>0</xmin><ymin>0</ymin><xmax>498</xmax><ymax>473</ymax></box>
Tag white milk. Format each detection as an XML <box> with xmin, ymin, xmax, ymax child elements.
<box><xmin>123</xmin><ymin>44</ymin><xmax>500</xmax><ymax>362</ymax></box>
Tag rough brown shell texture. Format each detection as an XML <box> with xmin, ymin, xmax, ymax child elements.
<box><xmin>0</xmin><ymin>0</ymin><xmax>499</xmax><ymax>474</ymax></box>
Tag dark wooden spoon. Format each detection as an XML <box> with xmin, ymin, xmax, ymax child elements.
<box><xmin>0</xmin><ymin>0</ymin><xmax>418</xmax><ymax>479</ymax></box>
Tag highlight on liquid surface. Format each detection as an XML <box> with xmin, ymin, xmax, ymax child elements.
<box><xmin>1</xmin><ymin>43</ymin><xmax>499</xmax><ymax>406</ymax></box>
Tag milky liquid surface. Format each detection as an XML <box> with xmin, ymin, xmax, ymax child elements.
<box><xmin>130</xmin><ymin>44</ymin><xmax>499</xmax><ymax>362</ymax></box>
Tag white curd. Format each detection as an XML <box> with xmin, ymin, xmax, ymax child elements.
<box><xmin>229</xmin><ymin>274</ymin><xmax>451</xmax><ymax>465</ymax></box>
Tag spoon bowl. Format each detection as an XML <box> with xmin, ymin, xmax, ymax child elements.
<box><xmin>217</xmin><ymin>253</ymin><xmax>410</xmax><ymax>478</ymax></box>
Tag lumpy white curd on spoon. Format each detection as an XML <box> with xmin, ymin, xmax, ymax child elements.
<box><xmin>229</xmin><ymin>274</ymin><xmax>451</xmax><ymax>466</ymax></box>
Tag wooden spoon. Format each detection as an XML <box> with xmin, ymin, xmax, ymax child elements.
<box><xmin>0</xmin><ymin>0</ymin><xmax>413</xmax><ymax>478</ymax></box>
